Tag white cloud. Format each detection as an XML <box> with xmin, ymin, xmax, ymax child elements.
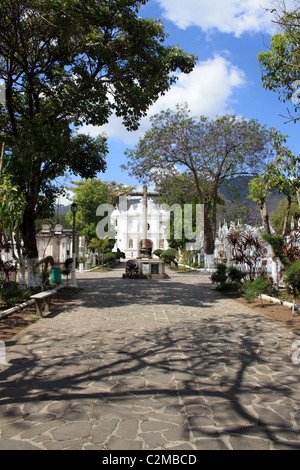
<box><xmin>56</xmin><ymin>190</ymin><xmax>75</xmax><ymax>206</ymax></box>
<box><xmin>79</xmin><ymin>55</ymin><xmax>246</xmax><ymax>145</ymax></box>
<box><xmin>155</xmin><ymin>0</ymin><xmax>298</xmax><ymax>36</ymax></box>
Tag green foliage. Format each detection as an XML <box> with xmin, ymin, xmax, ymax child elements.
<box><xmin>112</xmin><ymin>251</ymin><xmax>125</xmax><ymax>261</ymax></box>
<box><xmin>258</xmin><ymin>31</ymin><xmax>300</xmax><ymax>122</ymax></box>
<box><xmin>103</xmin><ymin>252</ymin><xmax>116</xmax><ymax>266</ymax></box>
<box><xmin>243</xmin><ymin>275</ymin><xmax>272</xmax><ymax>304</ymax></box>
<box><xmin>0</xmin><ymin>282</ymin><xmax>31</xmax><ymax>308</ymax></box>
<box><xmin>89</xmin><ymin>237</ymin><xmax>113</xmax><ymax>266</ymax></box>
<box><xmin>210</xmin><ymin>263</ymin><xmax>246</xmax><ymax>293</ymax></box>
<box><xmin>227</xmin><ymin>266</ymin><xmax>247</xmax><ymax>284</ymax></box>
<box><xmin>270</xmin><ymin>199</ymin><xmax>300</xmax><ymax>234</ymax></box>
<box><xmin>66</xmin><ymin>179</ymin><xmax>113</xmax><ymax>242</ymax></box>
<box><xmin>285</xmin><ymin>261</ymin><xmax>300</xmax><ymax>298</ymax></box>
<box><xmin>261</xmin><ymin>233</ymin><xmax>289</xmax><ymax>267</ymax></box>
<box><xmin>123</xmin><ymin>105</ymin><xmax>278</xmax><ymax>253</ymax></box>
<box><xmin>0</xmin><ymin>173</ymin><xmax>26</xmax><ymax>233</ymax></box>
<box><xmin>160</xmin><ymin>248</ymin><xmax>177</xmax><ymax>264</ymax></box>
<box><xmin>248</xmin><ymin>175</ymin><xmax>270</xmax><ymax>207</ymax></box>
<box><xmin>0</xmin><ymin>0</ymin><xmax>196</xmax><ymax>272</ymax></box>
<box><xmin>153</xmin><ymin>249</ymin><xmax>163</xmax><ymax>258</ymax></box>
<box><xmin>210</xmin><ymin>263</ymin><xmax>227</xmax><ymax>289</ymax></box>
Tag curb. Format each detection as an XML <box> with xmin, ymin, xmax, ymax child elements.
<box><xmin>260</xmin><ymin>294</ymin><xmax>300</xmax><ymax>312</ymax></box>
<box><xmin>0</xmin><ymin>284</ymin><xmax>67</xmax><ymax>320</ymax></box>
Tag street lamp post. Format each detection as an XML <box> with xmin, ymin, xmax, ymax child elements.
<box><xmin>70</xmin><ymin>202</ymin><xmax>78</xmax><ymax>288</ymax></box>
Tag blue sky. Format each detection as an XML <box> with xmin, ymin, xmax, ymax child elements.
<box><xmin>66</xmin><ymin>0</ymin><xmax>300</xmax><ymax>198</ymax></box>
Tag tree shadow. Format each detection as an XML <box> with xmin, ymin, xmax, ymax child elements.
<box><xmin>68</xmin><ymin>273</ymin><xmax>224</xmax><ymax>311</ymax></box>
<box><xmin>1</xmin><ymin>308</ymin><xmax>299</xmax><ymax>449</ymax></box>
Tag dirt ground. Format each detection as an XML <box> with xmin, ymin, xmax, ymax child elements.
<box><xmin>0</xmin><ymin>286</ymin><xmax>300</xmax><ymax>342</ymax></box>
<box><xmin>0</xmin><ymin>288</ymin><xmax>79</xmax><ymax>342</ymax></box>
<box><xmin>235</xmin><ymin>296</ymin><xmax>300</xmax><ymax>336</ymax></box>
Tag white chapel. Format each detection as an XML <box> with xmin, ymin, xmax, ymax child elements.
<box><xmin>110</xmin><ymin>196</ymin><xmax>170</xmax><ymax>259</ymax></box>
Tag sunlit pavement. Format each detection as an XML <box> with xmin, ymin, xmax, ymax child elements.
<box><xmin>0</xmin><ymin>264</ymin><xmax>300</xmax><ymax>450</ymax></box>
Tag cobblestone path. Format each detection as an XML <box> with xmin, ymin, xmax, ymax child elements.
<box><xmin>0</xmin><ymin>265</ymin><xmax>300</xmax><ymax>450</ymax></box>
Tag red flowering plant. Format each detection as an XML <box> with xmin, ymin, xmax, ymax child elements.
<box><xmin>227</xmin><ymin>230</ymin><xmax>266</xmax><ymax>281</ymax></box>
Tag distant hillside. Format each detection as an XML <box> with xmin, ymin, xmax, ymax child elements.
<box><xmin>219</xmin><ymin>176</ymin><xmax>285</xmax><ymax>214</ymax></box>
<box><xmin>56</xmin><ymin>177</ymin><xmax>285</xmax><ymax>220</ymax></box>
<box><xmin>55</xmin><ymin>204</ymin><xmax>70</xmax><ymax>216</ymax></box>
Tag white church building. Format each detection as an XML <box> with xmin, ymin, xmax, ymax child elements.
<box><xmin>110</xmin><ymin>196</ymin><xmax>170</xmax><ymax>259</ymax></box>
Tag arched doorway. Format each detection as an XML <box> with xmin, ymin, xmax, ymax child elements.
<box><xmin>138</xmin><ymin>239</ymin><xmax>153</xmax><ymax>257</ymax></box>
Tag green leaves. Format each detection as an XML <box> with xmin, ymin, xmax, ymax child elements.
<box><xmin>0</xmin><ymin>173</ymin><xmax>26</xmax><ymax>232</ymax></box>
<box><xmin>258</xmin><ymin>11</ymin><xmax>300</xmax><ymax>123</ymax></box>
<box><xmin>0</xmin><ymin>0</ymin><xmax>197</xmax><ymax>266</ymax></box>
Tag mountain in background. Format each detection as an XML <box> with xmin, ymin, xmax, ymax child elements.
<box><xmin>219</xmin><ymin>176</ymin><xmax>285</xmax><ymax>214</ymax></box>
<box><xmin>54</xmin><ymin>204</ymin><xmax>71</xmax><ymax>216</ymax></box>
<box><xmin>55</xmin><ymin>176</ymin><xmax>285</xmax><ymax>219</ymax></box>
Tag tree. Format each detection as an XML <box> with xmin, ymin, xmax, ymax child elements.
<box><xmin>123</xmin><ymin>105</ymin><xmax>277</xmax><ymax>254</ymax></box>
<box><xmin>0</xmin><ymin>173</ymin><xmax>26</xmax><ymax>235</ymax></box>
<box><xmin>258</xmin><ymin>4</ymin><xmax>300</xmax><ymax>124</ymax></box>
<box><xmin>217</xmin><ymin>177</ymin><xmax>260</xmax><ymax>227</ymax></box>
<box><xmin>270</xmin><ymin>199</ymin><xmax>300</xmax><ymax>234</ymax></box>
<box><xmin>65</xmin><ymin>178</ymin><xmax>135</xmax><ymax>244</ymax></box>
<box><xmin>248</xmin><ymin>175</ymin><xmax>272</xmax><ymax>234</ymax></box>
<box><xmin>89</xmin><ymin>236</ymin><xmax>111</xmax><ymax>267</ymax></box>
<box><xmin>0</xmin><ymin>170</ymin><xmax>27</xmax><ymax>284</ymax></box>
<box><xmin>248</xmin><ymin>137</ymin><xmax>300</xmax><ymax>237</ymax></box>
<box><xmin>0</xmin><ymin>0</ymin><xmax>196</xmax><ymax>285</ymax></box>
<box><xmin>218</xmin><ymin>198</ymin><xmax>260</xmax><ymax>227</ymax></box>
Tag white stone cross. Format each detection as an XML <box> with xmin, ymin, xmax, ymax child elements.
<box><xmin>131</xmin><ymin>185</ymin><xmax>159</xmax><ymax>258</ymax></box>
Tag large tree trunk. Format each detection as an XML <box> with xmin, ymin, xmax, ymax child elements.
<box><xmin>11</xmin><ymin>228</ymin><xmax>26</xmax><ymax>286</ymax></box>
<box><xmin>297</xmin><ymin>189</ymin><xmax>300</xmax><ymax>209</ymax></box>
<box><xmin>282</xmin><ymin>195</ymin><xmax>292</xmax><ymax>237</ymax></box>
<box><xmin>20</xmin><ymin>174</ymin><xmax>42</xmax><ymax>287</ymax></box>
<box><xmin>259</xmin><ymin>201</ymin><xmax>271</xmax><ymax>235</ymax></box>
<box><xmin>203</xmin><ymin>206</ymin><xmax>215</xmax><ymax>255</ymax></box>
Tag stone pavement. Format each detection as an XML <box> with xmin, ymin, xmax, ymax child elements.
<box><xmin>0</xmin><ymin>264</ymin><xmax>300</xmax><ymax>450</ymax></box>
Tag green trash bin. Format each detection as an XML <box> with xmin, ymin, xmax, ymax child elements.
<box><xmin>50</xmin><ymin>267</ymin><xmax>62</xmax><ymax>284</ymax></box>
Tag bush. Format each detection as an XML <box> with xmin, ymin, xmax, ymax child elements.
<box><xmin>285</xmin><ymin>261</ymin><xmax>300</xmax><ymax>298</ymax></box>
<box><xmin>243</xmin><ymin>274</ymin><xmax>272</xmax><ymax>305</ymax></box>
<box><xmin>160</xmin><ymin>248</ymin><xmax>177</xmax><ymax>264</ymax></box>
<box><xmin>113</xmin><ymin>250</ymin><xmax>125</xmax><ymax>261</ymax></box>
<box><xmin>153</xmin><ymin>249</ymin><xmax>163</xmax><ymax>258</ymax></box>
<box><xmin>210</xmin><ymin>263</ymin><xmax>227</xmax><ymax>289</ymax></box>
<box><xmin>227</xmin><ymin>266</ymin><xmax>247</xmax><ymax>283</ymax></box>
<box><xmin>0</xmin><ymin>282</ymin><xmax>31</xmax><ymax>308</ymax></box>
<box><xmin>103</xmin><ymin>252</ymin><xmax>116</xmax><ymax>266</ymax></box>
<box><xmin>210</xmin><ymin>263</ymin><xmax>245</xmax><ymax>294</ymax></box>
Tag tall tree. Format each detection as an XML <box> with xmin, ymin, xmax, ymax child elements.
<box><xmin>66</xmin><ymin>179</ymin><xmax>135</xmax><ymax>243</ymax></box>
<box><xmin>0</xmin><ymin>0</ymin><xmax>196</xmax><ymax>285</ymax></box>
<box><xmin>258</xmin><ymin>4</ymin><xmax>300</xmax><ymax>124</ymax></box>
<box><xmin>123</xmin><ymin>105</ymin><xmax>278</xmax><ymax>254</ymax></box>
<box><xmin>249</xmin><ymin>137</ymin><xmax>300</xmax><ymax>237</ymax></box>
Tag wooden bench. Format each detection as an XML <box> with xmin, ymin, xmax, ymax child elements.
<box><xmin>30</xmin><ymin>290</ymin><xmax>56</xmax><ymax>317</ymax></box>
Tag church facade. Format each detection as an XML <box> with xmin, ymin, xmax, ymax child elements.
<box><xmin>110</xmin><ymin>197</ymin><xmax>170</xmax><ymax>259</ymax></box>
